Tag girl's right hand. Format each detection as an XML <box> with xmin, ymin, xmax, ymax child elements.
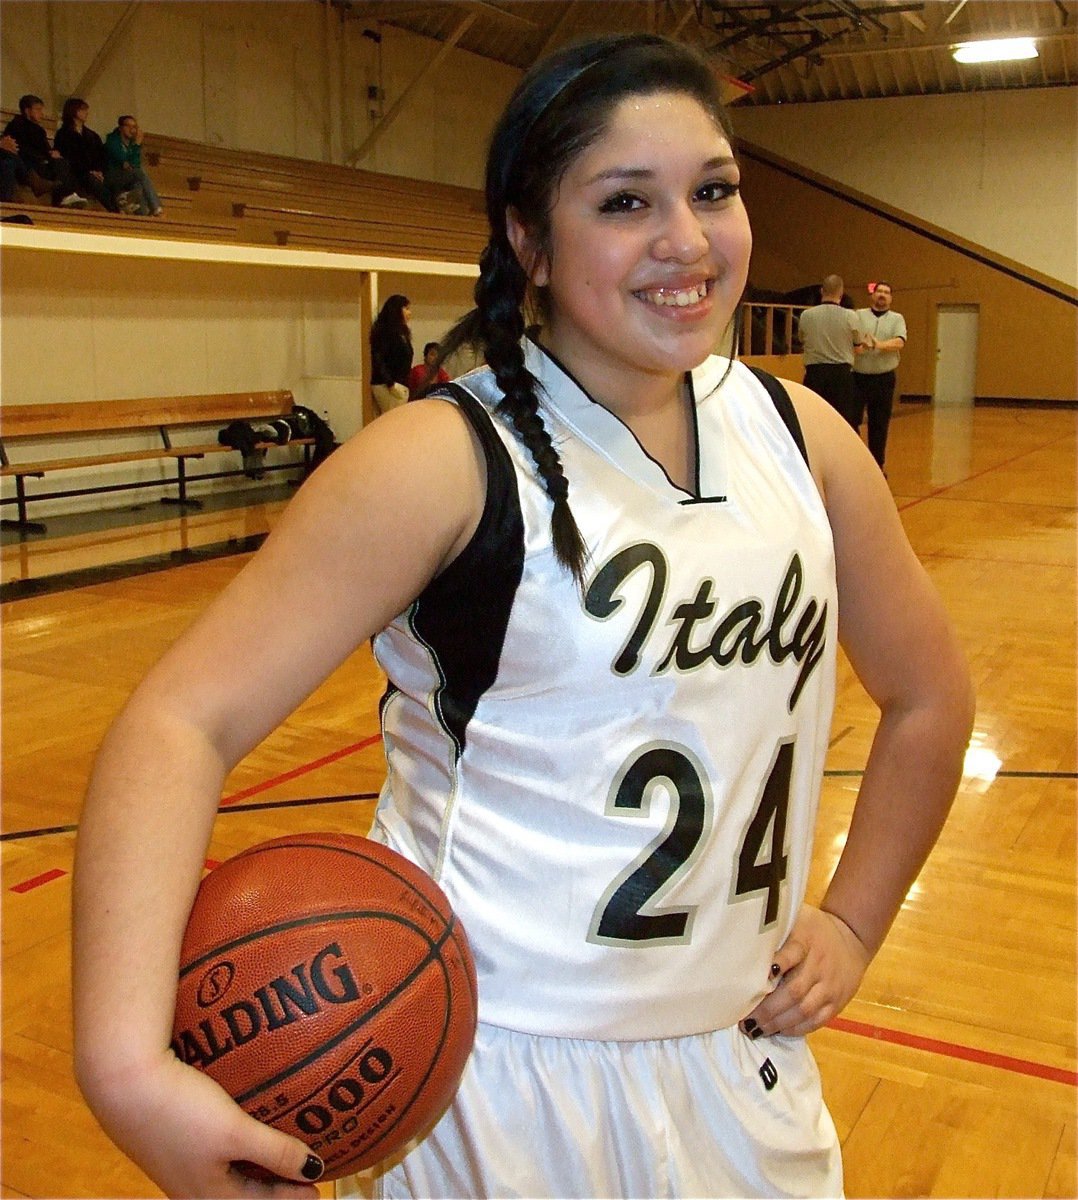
<box><xmin>81</xmin><ymin>1049</ymin><xmax>323</xmax><ymax>1198</ymax></box>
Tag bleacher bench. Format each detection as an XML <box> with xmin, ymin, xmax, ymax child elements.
<box><xmin>0</xmin><ymin>390</ymin><xmax>313</xmax><ymax>532</ymax></box>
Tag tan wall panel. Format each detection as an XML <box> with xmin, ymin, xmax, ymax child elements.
<box><xmin>731</xmin><ymin>88</ymin><xmax>1078</xmax><ymax>289</ymax></box>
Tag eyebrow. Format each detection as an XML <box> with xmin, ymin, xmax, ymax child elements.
<box><xmin>584</xmin><ymin>155</ymin><xmax>737</xmax><ymax>186</ymax></box>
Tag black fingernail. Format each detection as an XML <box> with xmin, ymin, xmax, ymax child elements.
<box><xmin>770</xmin><ymin>963</ymin><xmax>782</xmax><ymax>978</ymax></box>
<box><xmin>750</xmin><ymin>1027</ymin><xmax>763</xmax><ymax>1040</ymax></box>
<box><xmin>743</xmin><ymin>1018</ymin><xmax>758</xmax><ymax>1033</ymax></box>
<box><xmin>301</xmin><ymin>1154</ymin><xmax>324</xmax><ymax>1181</ymax></box>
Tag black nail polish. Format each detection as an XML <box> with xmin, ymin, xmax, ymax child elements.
<box><xmin>750</xmin><ymin>1027</ymin><xmax>763</xmax><ymax>1040</ymax></box>
<box><xmin>301</xmin><ymin>1154</ymin><xmax>324</xmax><ymax>1181</ymax></box>
<box><xmin>743</xmin><ymin>1018</ymin><xmax>757</xmax><ymax>1033</ymax></box>
<box><xmin>770</xmin><ymin>962</ymin><xmax>782</xmax><ymax>978</ymax></box>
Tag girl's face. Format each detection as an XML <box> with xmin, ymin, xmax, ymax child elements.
<box><xmin>520</xmin><ymin>92</ymin><xmax>751</xmax><ymax>405</ymax></box>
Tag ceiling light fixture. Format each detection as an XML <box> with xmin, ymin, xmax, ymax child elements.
<box><xmin>952</xmin><ymin>37</ymin><xmax>1039</xmax><ymax>64</ymax></box>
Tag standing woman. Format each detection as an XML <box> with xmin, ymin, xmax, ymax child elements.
<box><xmin>53</xmin><ymin>99</ymin><xmax>119</xmax><ymax>212</ymax></box>
<box><xmin>369</xmin><ymin>294</ymin><xmax>414</xmax><ymax>414</ymax></box>
<box><xmin>73</xmin><ymin>33</ymin><xmax>973</xmax><ymax>1200</ymax></box>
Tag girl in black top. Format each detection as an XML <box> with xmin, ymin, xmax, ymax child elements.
<box><xmin>369</xmin><ymin>293</ymin><xmax>413</xmax><ymax>414</ymax></box>
<box><xmin>53</xmin><ymin>98</ymin><xmax>119</xmax><ymax>212</ymax></box>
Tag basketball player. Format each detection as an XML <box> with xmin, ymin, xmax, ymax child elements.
<box><xmin>72</xmin><ymin>34</ymin><xmax>974</xmax><ymax>1198</ymax></box>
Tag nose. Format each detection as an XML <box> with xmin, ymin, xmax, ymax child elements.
<box><xmin>652</xmin><ymin>201</ymin><xmax>709</xmax><ymax>263</ymax></box>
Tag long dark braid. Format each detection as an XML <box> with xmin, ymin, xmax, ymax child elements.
<box><xmin>439</xmin><ymin>234</ymin><xmax>588</xmax><ymax>587</ymax></box>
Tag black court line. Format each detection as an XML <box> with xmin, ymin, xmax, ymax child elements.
<box><xmin>825</xmin><ymin>769</ymin><xmax>1076</xmax><ymax>780</ymax></box>
<box><xmin>995</xmin><ymin>770</ymin><xmax>1078</xmax><ymax>779</ymax></box>
<box><xmin>0</xmin><ymin>534</ymin><xmax>269</xmax><ymax>602</ymax></box>
<box><xmin>8</xmin><ymin>771</ymin><xmax>1074</xmax><ymax>844</ymax></box>
<box><xmin>0</xmin><ymin>791</ymin><xmax>380</xmax><ymax>843</ymax></box>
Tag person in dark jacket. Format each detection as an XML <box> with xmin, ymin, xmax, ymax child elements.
<box><xmin>369</xmin><ymin>294</ymin><xmax>414</xmax><ymax>414</ymax></box>
<box><xmin>0</xmin><ymin>132</ymin><xmax>28</xmax><ymax>202</ymax></box>
<box><xmin>53</xmin><ymin>98</ymin><xmax>119</xmax><ymax>212</ymax></box>
<box><xmin>2</xmin><ymin>93</ymin><xmax>87</xmax><ymax>207</ymax></box>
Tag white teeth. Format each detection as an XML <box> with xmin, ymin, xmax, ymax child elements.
<box><xmin>641</xmin><ymin>282</ymin><xmax>709</xmax><ymax>307</ymax></box>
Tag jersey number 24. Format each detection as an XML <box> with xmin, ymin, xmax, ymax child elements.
<box><xmin>587</xmin><ymin>740</ymin><xmax>792</xmax><ymax>946</ymax></box>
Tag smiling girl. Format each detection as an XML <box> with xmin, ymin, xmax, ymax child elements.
<box><xmin>73</xmin><ymin>33</ymin><xmax>973</xmax><ymax>1200</ymax></box>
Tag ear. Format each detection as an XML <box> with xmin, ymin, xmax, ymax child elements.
<box><xmin>505</xmin><ymin>207</ymin><xmax>550</xmax><ymax>288</ymax></box>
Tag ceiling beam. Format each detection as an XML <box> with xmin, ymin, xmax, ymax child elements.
<box><xmin>458</xmin><ymin>2</ymin><xmax>539</xmax><ymax>31</ymax></box>
<box><xmin>345</xmin><ymin>11</ymin><xmax>477</xmax><ymax>164</ymax></box>
<box><xmin>69</xmin><ymin>1</ymin><xmax>142</xmax><ymax>101</ymax></box>
<box><xmin>337</xmin><ymin>3</ymin><xmax>435</xmax><ymax>20</ymax></box>
<box><xmin>534</xmin><ymin>0</ymin><xmax>580</xmax><ymax>58</ymax></box>
<box><xmin>337</xmin><ymin>0</ymin><xmax>537</xmax><ymax>28</ymax></box>
<box><xmin>826</xmin><ymin>0</ymin><xmax>888</xmax><ymax>34</ymax></box>
<box><xmin>816</xmin><ymin>27</ymin><xmax>1077</xmax><ymax>57</ymax></box>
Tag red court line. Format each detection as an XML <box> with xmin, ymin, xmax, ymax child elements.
<box><xmin>219</xmin><ymin>734</ymin><xmax>383</xmax><ymax>806</ymax></box>
<box><xmin>896</xmin><ymin>434</ymin><xmax>1069</xmax><ymax>513</ymax></box>
<box><xmin>9</xmin><ymin>867</ymin><xmax>67</xmax><ymax>893</ymax></box>
<box><xmin>829</xmin><ymin>1015</ymin><xmax>1077</xmax><ymax>1086</ymax></box>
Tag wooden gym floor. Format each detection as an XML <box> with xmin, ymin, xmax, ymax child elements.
<box><xmin>2</xmin><ymin>401</ymin><xmax>1075</xmax><ymax>1199</ymax></box>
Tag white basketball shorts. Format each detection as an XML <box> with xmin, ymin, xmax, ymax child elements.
<box><xmin>336</xmin><ymin>1019</ymin><xmax>842</xmax><ymax>1198</ymax></box>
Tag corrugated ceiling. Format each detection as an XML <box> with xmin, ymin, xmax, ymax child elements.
<box><xmin>330</xmin><ymin>0</ymin><xmax>1077</xmax><ymax>104</ymax></box>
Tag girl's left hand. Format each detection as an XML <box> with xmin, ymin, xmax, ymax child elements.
<box><xmin>739</xmin><ymin>904</ymin><xmax>871</xmax><ymax>1039</ymax></box>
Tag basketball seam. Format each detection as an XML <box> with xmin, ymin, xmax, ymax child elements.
<box><xmin>229</xmin><ymin>918</ymin><xmax>458</xmax><ymax>1104</ymax></box>
<box><xmin>179</xmin><ymin>909</ymin><xmax>444</xmax><ymax>978</ymax></box>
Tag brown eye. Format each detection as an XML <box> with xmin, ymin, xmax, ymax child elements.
<box><xmin>696</xmin><ymin>181</ymin><xmax>739</xmax><ymax>204</ymax></box>
<box><xmin>599</xmin><ymin>192</ymin><xmax>645</xmax><ymax>214</ymax></box>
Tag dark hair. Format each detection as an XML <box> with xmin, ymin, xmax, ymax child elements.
<box><xmin>19</xmin><ymin>94</ymin><xmax>44</xmax><ymax>115</ymax></box>
<box><xmin>423</xmin><ymin>341</ymin><xmax>440</xmax><ymax>356</ymax></box>
<box><xmin>60</xmin><ymin>97</ymin><xmax>88</xmax><ymax>128</ymax></box>
<box><xmin>438</xmin><ymin>33</ymin><xmax>735</xmax><ymax>586</ymax></box>
<box><xmin>871</xmin><ymin>280</ymin><xmax>893</xmax><ymax>292</ymax></box>
<box><xmin>372</xmin><ymin>294</ymin><xmax>412</xmax><ymax>340</ymax></box>
<box><xmin>117</xmin><ymin>115</ymin><xmax>136</xmax><ymax>127</ymax></box>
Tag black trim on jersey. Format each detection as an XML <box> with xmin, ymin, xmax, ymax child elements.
<box><xmin>405</xmin><ymin>383</ymin><xmax>525</xmax><ymax>757</ymax></box>
<box><xmin>531</xmin><ymin>339</ymin><xmax>710</xmax><ymax>502</ymax></box>
<box><xmin>745</xmin><ymin>366</ymin><xmax>810</xmax><ymax>468</ymax></box>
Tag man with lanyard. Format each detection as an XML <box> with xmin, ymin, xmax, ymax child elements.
<box><xmin>853</xmin><ymin>281</ymin><xmax>907</xmax><ymax>470</ymax></box>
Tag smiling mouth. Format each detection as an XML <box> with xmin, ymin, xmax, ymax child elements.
<box><xmin>636</xmin><ymin>280</ymin><xmax>712</xmax><ymax>308</ymax></box>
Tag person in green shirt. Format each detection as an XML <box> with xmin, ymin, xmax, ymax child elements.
<box><xmin>104</xmin><ymin>115</ymin><xmax>162</xmax><ymax>216</ymax></box>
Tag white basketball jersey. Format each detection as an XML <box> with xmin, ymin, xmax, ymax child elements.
<box><xmin>370</xmin><ymin>342</ymin><xmax>837</xmax><ymax>1041</ymax></box>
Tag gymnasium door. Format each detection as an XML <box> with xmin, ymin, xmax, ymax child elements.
<box><xmin>931</xmin><ymin>304</ymin><xmax>979</xmax><ymax>485</ymax></box>
<box><xmin>933</xmin><ymin>304</ymin><xmax>979</xmax><ymax>406</ymax></box>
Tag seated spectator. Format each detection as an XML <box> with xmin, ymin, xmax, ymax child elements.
<box><xmin>54</xmin><ymin>98</ymin><xmax>119</xmax><ymax>212</ymax></box>
<box><xmin>2</xmin><ymin>93</ymin><xmax>88</xmax><ymax>207</ymax></box>
<box><xmin>104</xmin><ymin>115</ymin><xmax>162</xmax><ymax>216</ymax></box>
<box><xmin>407</xmin><ymin>341</ymin><xmax>451</xmax><ymax>399</ymax></box>
<box><xmin>0</xmin><ymin>133</ymin><xmax>29</xmax><ymax>202</ymax></box>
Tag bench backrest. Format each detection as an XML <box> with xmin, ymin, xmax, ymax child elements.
<box><xmin>0</xmin><ymin>391</ymin><xmax>296</xmax><ymax>439</ymax></box>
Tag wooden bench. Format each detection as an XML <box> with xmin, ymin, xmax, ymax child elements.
<box><xmin>231</xmin><ymin>198</ymin><xmax>483</xmax><ymax>237</ymax></box>
<box><xmin>0</xmin><ymin>202</ymin><xmax>238</xmax><ymax>244</ymax></box>
<box><xmin>0</xmin><ymin>391</ymin><xmax>313</xmax><ymax>532</ymax></box>
<box><xmin>146</xmin><ymin>133</ymin><xmax>485</xmax><ymax>209</ymax></box>
<box><xmin>184</xmin><ymin>167</ymin><xmax>484</xmax><ymax>213</ymax></box>
<box><xmin>230</xmin><ymin>202</ymin><xmax>487</xmax><ymax>259</ymax></box>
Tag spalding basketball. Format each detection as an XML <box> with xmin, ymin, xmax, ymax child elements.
<box><xmin>171</xmin><ymin>832</ymin><xmax>477</xmax><ymax>1181</ymax></box>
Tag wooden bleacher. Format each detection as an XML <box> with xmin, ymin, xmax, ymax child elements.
<box><xmin>1</xmin><ymin>114</ymin><xmax>488</xmax><ymax>262</ymax></box>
